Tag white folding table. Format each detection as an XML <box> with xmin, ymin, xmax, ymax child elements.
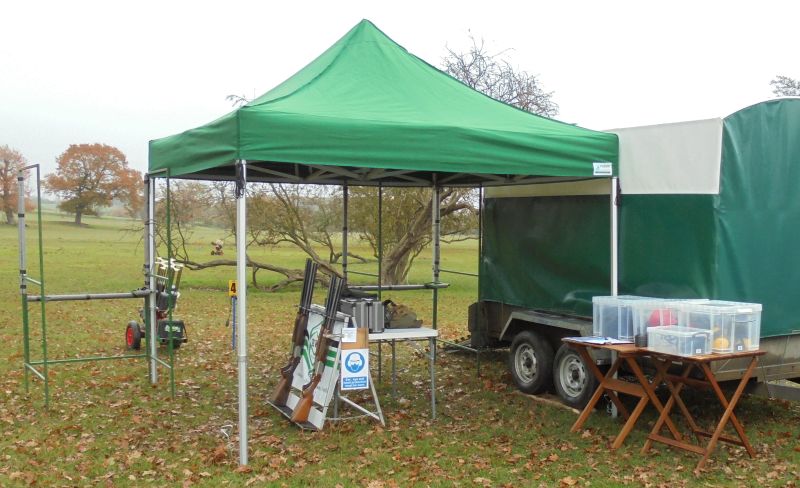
<box><xmin>370</xmin><ymin>327</ymin><xmax>438</xmax><ymax>419</ymax></box>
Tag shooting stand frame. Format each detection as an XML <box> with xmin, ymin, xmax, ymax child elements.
<box><xmin>18</xmin><ymin>165</ymin><xmax>179</xmax><ymax>408</ymax></box>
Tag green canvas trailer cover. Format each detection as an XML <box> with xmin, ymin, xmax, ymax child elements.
<box><xmin>481</xmin><ymin>98</ymin><xmax>800</xmax><ymax>339</ymax></box>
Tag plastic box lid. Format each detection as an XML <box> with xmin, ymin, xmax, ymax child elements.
<box><xmin>681</xmin><ymin>300</ymin><xmax>762</xmax><ymax>313</ymax></box>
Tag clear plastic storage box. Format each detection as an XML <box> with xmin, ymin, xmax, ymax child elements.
<box><xmin>679</xmin><ymin>300</ymin><xmax>761</xmax><ymax>353</ymax></box>
<box><xmin>592</xmin><ymin>295</ymin><xmax>650</xmax><ymax>340</ymax></box>
<box><xmin>630</xmin><ymin>299</ymin><xmax>682</xmax><ymax>347</ymax></box>
<box><xmin>647</xmin><ymin>326</ymin><xmax>712</xmax><ymax>357</ymax></box>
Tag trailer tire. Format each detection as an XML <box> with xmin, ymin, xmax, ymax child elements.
<box><xmin>553</xmin><ymin>344</ymin><xmax>597</xmax><ymax>409</ymax></box>
<box><xmin>126</xmin><ymin>321</ymin><xmax>142</xmax><ymax>350</ymax></box>
<box><xmin>509</xmin><ymin>330</ymin><xmax>553</xmax><ymax>394</ymax></box>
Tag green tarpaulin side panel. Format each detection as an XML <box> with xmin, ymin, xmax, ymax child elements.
<box><xmin>149</xmin><ymin>20</ymin><xmax>618</xmax><ymax>179</ymax></box>
<box><xmin>480</xmin><ymin>196</ymin><xmax>610</xmax><ymax>317</ymax></box>
<box><xmin>618</xmin><ymin>195</ymin><xmax>717</xmax><ymax>298</ymax></box>
<box><xmin>717</xmin><ymin>99</ymin><xmax>800</xmax><ymax>337</ymax></box>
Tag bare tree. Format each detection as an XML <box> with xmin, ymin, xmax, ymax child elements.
<box><xmin>349</xmin><ymin>187</ymin><xmax>476</xmax><ymax>284</ymax></box>
<box><xmin>443</xmin><ymin>36</ymin><xmax>559</xmax><ymax>117</ymax></box>
<box><xmin>771</xmin><ymin>75</ymin><xmax>800</xmax><ymax>97</ymax></box>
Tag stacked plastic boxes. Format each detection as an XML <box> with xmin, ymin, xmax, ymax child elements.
<box><xmin>592</xmin><ymin>295</ymin><xmax>761</xmax><ymax>357</ymax></box>
<box><xmin>679</xmin><ymin>300</ymin><xmax>761</xmax><ymax>353</ymax></box>
<box><xmin>647</xmin><ymin>326</ymin><xmax>712</xmax><ymax>356</ymax></box>
<box><xmin>630</xmin><ymin>298</ymin><xmax>683</xmax><ymax>347</ymax></box>
<box><xmin>592</xmin><ymin>295</ymin><xmax>650</xmax><ymax>341</ymax></box>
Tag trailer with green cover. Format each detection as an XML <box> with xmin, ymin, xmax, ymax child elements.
<box><xmin>472</xmin><ymin>98</ymin><xmax>800</xmax><ymax>407</ymax></box>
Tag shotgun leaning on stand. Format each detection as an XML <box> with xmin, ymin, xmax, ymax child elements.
<box><xmin>270</xmin><ymin>259</ymin><xmax>319</xmax><ymax>407</ymax></box>
<box><xmin>290</xmin><ymin>274</ymin><xmax>344</xmax><ymax>423</ymax></box>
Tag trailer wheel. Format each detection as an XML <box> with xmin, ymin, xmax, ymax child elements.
<box><xmin>126</xmin><ymin>321</ymin><xmax>142</xmax><ymax>350</ymax></box>
<box><xmin>508</xmin><ymin>330</ymin><xmax>553</xmax><ymax>394</ymax></box>
<box><xmin>553</xmin><ymin>344</ymin><xmax>597</xmax><ymax>409</ymax></box>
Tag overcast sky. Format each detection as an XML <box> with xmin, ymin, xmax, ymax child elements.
<box><xmin>2</xmin><ymin>0</ymin><xmax>797</xmax><ymax>175</ymax></box>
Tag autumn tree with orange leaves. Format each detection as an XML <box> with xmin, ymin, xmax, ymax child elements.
<box><xmin>45</xmin><ymin>144</ymin><xmax>142</xmax><ymax>225</ymax></box>
<box><xmin>1</xmin><ymin>145</ymin><xmax>29</xmax><ymax>225</ymax></box>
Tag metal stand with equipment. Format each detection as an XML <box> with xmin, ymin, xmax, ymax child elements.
<box><xmin>17</xmin><ymin>166</ymin><xmax>180</xmax><ymax>407</ymax></box>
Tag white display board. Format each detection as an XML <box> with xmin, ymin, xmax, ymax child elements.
<box><xmin>283</xmin><ymin>304</ymin><xmax>346</xmax><ymax>430</ymax></box>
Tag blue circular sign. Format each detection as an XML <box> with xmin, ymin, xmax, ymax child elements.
<box><xmin>344</xmin><ymin>351</ymin><xmax>365</xmax><ymax>373</ymax></box>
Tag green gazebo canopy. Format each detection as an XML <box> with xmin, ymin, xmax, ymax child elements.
<box><xmin>149</xmin><ymin>19</ymin><xmax>618</xmax><ymax>186</ymax></box>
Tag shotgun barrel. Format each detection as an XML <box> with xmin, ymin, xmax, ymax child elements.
<box><xmin>270</xmin><ymin>259</ymin><xmax>318</xmax><ymax>406</ymax></box>
<box><xmin>290</xmin><ymin>274</ymin><xmax>344</xmax><ymax>423</ymax></box>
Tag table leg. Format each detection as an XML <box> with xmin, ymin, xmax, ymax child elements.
<box><xmin>663</xmin><ymin>365</ymin><xmax>704</xmax><ymax>443</ymax></box>
<box><xmin>641</xmin><ymin>360</ymin><xmax>688</xmax><ymax>453</ymax></box>
<box><xmin>575</xmin><ymin>346</ymin><xmax>631</xmax><ymax>419</ymax></box>
<box><xmin>696</xmin><ymin>358</ymin><xmax>758</xmax><ymax>470</ymax></box>
<box><xmin>612</xmin><ymin>394</ymin><xmax>649</xmax><ymax>449</ymax></box>
<box><xmin>636</xmin><ymin>359</ymin><xmax>683</xmax><ymax>440</ymax></box>
<box><xmin>378</xmin><ymin>342</ymin><xmax>382</xmax><ymax>383</ymax></box>
<box><xmin>571</xmin><ymin>351</ymin><xmax>629</xmax><ymax>433</ymax></box>
<box><xmin>429</xmin><ymin>337</ymin><xmax>436</xmax><ymax>420</ymax></box>
<box><xmin>391</xmin><ymin>340</ymin><xmax>397</xmax><ymax>399</ymax></box>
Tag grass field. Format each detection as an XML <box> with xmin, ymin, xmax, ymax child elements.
<box><xmin>1</xmin><ymin>211</ymin><xmax>799</xmax><ymax>487</ymax></box>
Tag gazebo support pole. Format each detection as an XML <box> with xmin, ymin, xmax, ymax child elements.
<box><xmin>610</xmin><ymin>177</ymin><xmax>619</xmax><ymax>296</ymax></box>
<box><xmin>342</xmin><ymin>182</ymin><xmax>348</xmax><ymax>282</ymax></box>
<box><xmin>146</xmin><ymin>176</ymin><xmax>158</xmax><ymax>384</ymax></box>
<box><xmin>378</xmin><ymin>184</ymin><xmax>382</xmax><ymax>300</ymax></box>
<box><xmin>431</xmin><ymin>184</ymin><xmax>441</xmax><ymax>330</ymax></box>
<box><xmin>235</xmin><ymin>160</ymin><xmax>249</xmax><ymax>466</ymax></box>
<box><xmin>477</xmin><ymin>184</ymin><xmax>483</xmax><ymax>302</ymax></box>
<box><xmin>610</xmin><ymin>176</ymin><xmax>620</xmax><ymax>419</ymax></box>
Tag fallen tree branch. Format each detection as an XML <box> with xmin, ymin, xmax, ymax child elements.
<box><xmin>180</xmin><ymin>257</ymin><xmax>331</xmax><ymax>291</ymax></box>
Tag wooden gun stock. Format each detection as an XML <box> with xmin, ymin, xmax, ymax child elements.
<box><xmin>290</xmin><ymin>323</ymin><xmax>333</xmax><ymax>423</ymax></box>
<box><xmin>270</xmin><ymin>310</ymin><xmax>310</xmax><ymax>405</ymax></box>
<box><xmin>290</xmin><ymin>372</ymin><xmax>322</xmax><ymax>423</ymax></box>
<box><xmin>289</xmin><ymin>274</ymin><xmax>343</xmax><ymax>424</ymax></box>
<box><xmin>270</xmin><ymin>259</ymin><xmax>317</xmax><ymax>407</ymax></box>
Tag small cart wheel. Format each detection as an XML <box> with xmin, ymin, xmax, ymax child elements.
<box><xmin>126</xmin><ymin>321</ymin><xmax>142</xmax><ymax>350</ymax></box>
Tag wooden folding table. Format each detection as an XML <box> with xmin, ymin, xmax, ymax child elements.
<box><xmin>563</xmin><ymin>339</ymin><xmax>682</xmax><ymax>449</ymax></box>
<box><xmin>641</xmin><ymin>348</ymin><xmax>765</xmax><ymax>470</ymax></box>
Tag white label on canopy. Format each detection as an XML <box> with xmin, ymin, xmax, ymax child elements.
<box><xmin>593</xmin><ymin>161</ymin><xmax>613</xmax><ymax>176</ymax></box>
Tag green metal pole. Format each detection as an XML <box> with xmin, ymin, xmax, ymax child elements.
<box><xmin>143</xmin><ymin>175</ymin><xmax>151</xmax><ymax>384</ymax></box>
<box><xmin>34</xmin><ymin>167</ymin><xmax>49</xmax><ymax>408</ymax></box>
<box><xmin>18</xmin><ymin>170</ymin><xmax>30</xmax><ymax>393</ymax></box>
<box><xmin>30</xmin><ymin>354</ymin><xmax>147</xmax><ymax>365</ymax></box>
<box><xmin>21</xmin><ymin>295</ymin><xmax>30</xmax><ymax>393</ymax></box>
<box><xmin>166</xmin><ymin>173</ymin><xmax>176</xmax><ymax>399</ymax></box>
<box><xmin>378</xmin><ymin>184</ymin><xmax>382</xmax><ymax>301</ymax></box>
